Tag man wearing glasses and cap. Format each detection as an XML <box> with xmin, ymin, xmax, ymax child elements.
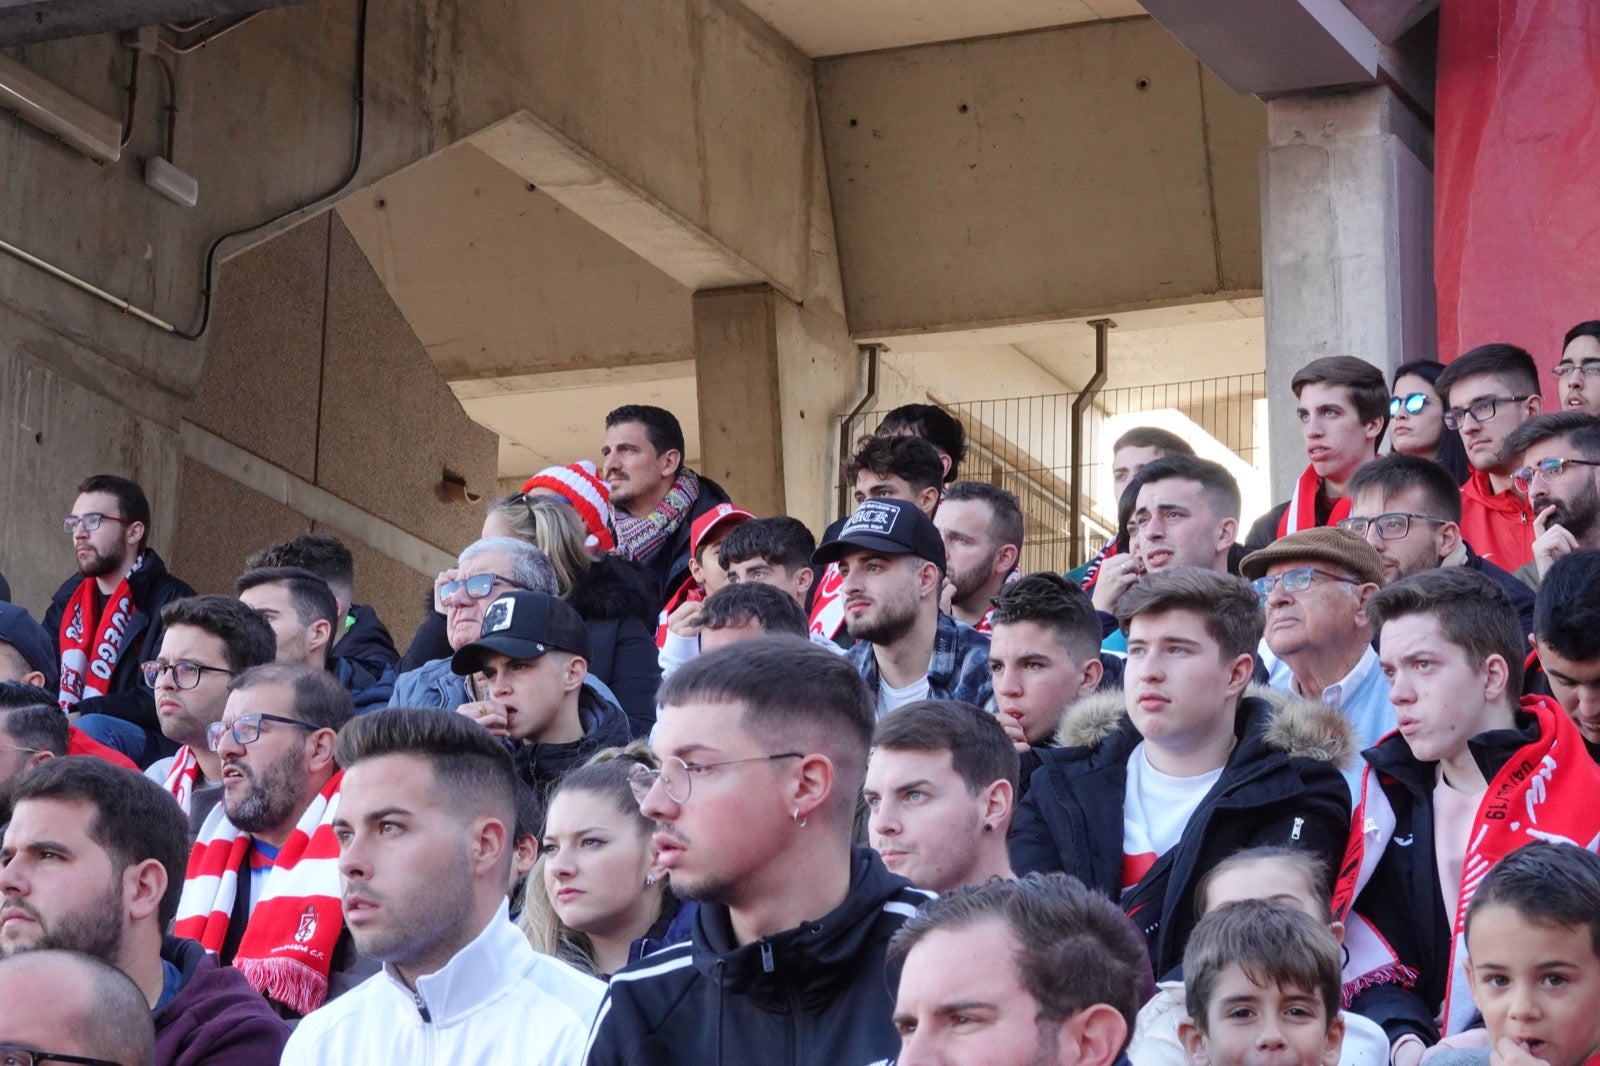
<box><xmin>1498</xmin><ymin>412</ymin><xmax>1600</xmax><ymax>589</ymax></box>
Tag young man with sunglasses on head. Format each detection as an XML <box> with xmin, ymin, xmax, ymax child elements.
<box><xmin>1498</xmin><ymin>412</ymin><xmax>1600</xmax><ymax>589</ymax></box>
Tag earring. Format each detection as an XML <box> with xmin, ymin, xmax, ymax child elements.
<box><xmin>792</xmin><ymin>808</ymin><xmax>808</xmax><ymax>829</ymax></box>
<box><xmin>981</xmin><ymin>823</ymin><xmax>993</xmax><ymax>834</ymax></box>
<box><xmin>644</xmin><ymin>874</ymin><xmax>656</xmax><ymax>887</ymax></box>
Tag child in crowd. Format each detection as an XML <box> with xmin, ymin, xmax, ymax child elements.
<box><xmin>1177</xmin><ymin>898</ymin><xmax>1347</xmax><ymax>1066</ymax></box>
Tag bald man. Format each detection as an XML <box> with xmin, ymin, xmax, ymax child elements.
<box><xmin>0</xmin><ymin>949</ymin><xmax>154</xmax><ymax>1066</ymax></box>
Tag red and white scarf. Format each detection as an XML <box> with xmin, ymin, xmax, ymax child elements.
<box><xmin>57</xmin><ymin>555</ymin><xmax>143</xmax><ymax>712</ymax></box>
<box><xmin>808</xmin><ymin>562</ymin><xmax>847</xmax><ymax>642</ymax></box>
<box><xmin>1340</xmin><ymin>697</ymin><xmax>1600</xmax><ymax>1033</ymax></box>
<box><xmin>162</xmin><ymin>746</ymin><xmax>203</xmax><ymax>814</ymax></box>
<box><xmin>174</xmin><ymin>771</ymin><xmax>345</xmax><ymax>1016</ymax></box>
<box><xmin>1277</xmin><ymin>466</ymin><xmax>1352</xmax><ymax>538</ymax></box>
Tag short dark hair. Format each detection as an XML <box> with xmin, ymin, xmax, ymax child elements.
<box><xmin>1532</xmin><ymin>550</ymin><xmax>1600</xmax><ymax>661</ymax></box>
<box><xmin>698</xmin><ymin>582</ymin><xmax>809</xmax><ymax>638</ymax></box>
<box><xmin>942</xmin><ymin>482</ymin><xmax>1025</xmax><ymax>550</ymax></box>
<box><xmin>0</xmin><ymin>681</ymin><xmax>57</xmax><ymax>711</ymax></box>
<box><xmin>989</xmin><ymin>572</ymin><xmax>1102</xmax><ymax>665</ymax></box>
<box><xmin>844</xmin><ymin>435</ymin><xmax>945</xmax><ymax>497</ymax></box>
<box><xmin>1291</xmin><ymin>356</ymin><xmax>1390</xmax><ymax>433</ymax></box>
<box><xmin>1435</xmin><ymin>343</ymin><xmax>1541</xmax><ymax>406</ymax></box>
<box><xmin>1184</xmin><ymin>899</ymin><xmax>1342</xmax><ymax>1034</ymax></box>
<box><xmin>1116</xmin><ymin>568</ymin><xmax>1263</xmax><ymax>661</ymax></box>
<box><xmin>1112</xmin><ymin>427</ymin><xmax>1194</xmax><ymax>458</ymax></box>
<box><xmin>235</xmin><ymin>566</ymin><xmax>340</xmax><ymax>634</ymax></box>
<box><xmin>159</xmin><ymin>595</ymin><xmax>278</xmax><ymax>674</ymax></box>
<box><xmin>1563</xmin><ymin>321</ymin><xmax>1600</xmax><ymax>354</ymax></box>
<box><xmin>11</xmin><ymin>757</ymin><xmax>190</xmax><ymax>927</ymax></box>
<box><xmin>605</xmin><ymin>405</ymin><xmax>686</xmax><ymax>461</ymax></box>
<box><xmin>244</xmin><ymin>533</ymin><xmax>356</xmax><ymax>603</ymax></box>
<box><xmin>718</xmin><ymin>515</ymin><xmax>817</xmax><ymax>572</ymax></box>
<box><xmin>1131</xmin><ymin>455</ymin><xmax>1242</xmax><ymax>522</ymax></box>
<box><xmin>888</xmin><ymin>872</ymin><xmax>1146</xmax><ymax>1042</ymax></box>
<box><xmin>0</xmin><ymin>702</ymin><xmax>68</xmax><ymax>757</ymax></box>
<box><xmin>877</xmin><ymin>404</ymin><xmax>966</xmax><ymax>482</ymax></box>
<box><xmin>76</xmin><ymin>474</ymin><xmax>151</xmax><ymax>551</ymax></box>
<box><xmin>872</xmin><ymin>700</ymin><xmax>1019</xmax><ymax>798</ymax></box>
<box><xmin>229</xmin><ymin>662</ymin><xmax>355</xmax><ymax>734</ymax></box>
<box><xmin>1367</xmin><ymin>567</ymin><xmax>1524</xmax><ymax>695</ymax></box>
<box><xmin>1346</xmin><ymin>453</ymin><xmax>1464</xmax><ymax>524</ymax></box>
<box><xmin>1466</xmin><ymin>842</ymin><xmax>1600</xmax><ymax>960</ymax></box>
<box><xmin>658</xmin><ymin>636</ymin><xmax>876</xmax><ymax>813</ymax></box>
<box><xmin>336</xmin><ymin>707</ymin><xmax>519</xmax><ymax>830</ymax></box>
<box><xmin>1194</xmin><ymin>846</ymin><xmax>1332</xmax><ymax>924</ymax></box>
<box><xmin>1503</xmin><ymin>412</ymin><xmax>1600</xmax><ymax>463</ymax></box>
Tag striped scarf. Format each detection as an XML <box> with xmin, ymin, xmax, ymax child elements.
<box><xmin>614</xmin><ymin>468</ymin><xmax>700</xmax><ymax>563</ymax></box>
<box><xmin>162</xmin><ymin>745</ymin><xmax>202</xmax><ymax>814</ymax></box>
<box><xmin>173</xmin><ymin>771</ymin><xmax>345</xmax><ymax>1016</ymax></box>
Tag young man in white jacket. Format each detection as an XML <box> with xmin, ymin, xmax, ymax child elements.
<box><xmin>281</xmin><ymin>707</ymin><xmax>604</xmax><ymax>1065</ymax></box>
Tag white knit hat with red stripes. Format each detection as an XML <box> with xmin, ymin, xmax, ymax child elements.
<box><xmin>521</xmin><ymin>460</ymin><xmax>616</xmax><ymax>553</ymax></box>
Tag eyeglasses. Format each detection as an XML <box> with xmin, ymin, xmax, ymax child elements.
<box><xmin>1336</xmin><ymin>513</ymin><xmax>1450</xmax><ymax>541</ymax></box>
<box><xmin>206</xmin><ymin>713</ymin><xmax>320</xmax><ymax>752</ymax></box>
<box><xmin>1553</xmin><ymin>361</ymin><xmax>1600</xmax><ymax>379</ymax></box>
<box><xmin>628</xmin><ymin>752</ymin><xmax>805</xmax><ymax>805</ymax></box>
<box><xmin>61</xmin><ymin>512</ymin><xmax>131</xmax><ymax>534</ymax></box>
<box><xmin>1389</xmin><ymin>393</ymin><xmax>1429</xmax><ymax>417</ymax></box>
<box><xmin>1250</xmin><ymin>567</ymin><xmax>1362</xmax><ymax>602</ymax></box>
<box><xmin>438</xmin><ymin>573</ymin><xmax>526</xmax><ymax>605</ymax></box>
<box><xmin>1512</xmin><ymin>457</ymin><xmax>1600</xmax><ymax>495</ymax></box>
<box><xmin>141</xmin><ymin>660</ymin><xmax>236</xmax><ymax>690</ymax></box>
<box><xmin>0</xmin><ymin>1046</ymin><xmax>128</xmax><ymax>1066</ymax></box>
<box><xmin>1442</xmin><ymin>395</ymin><xmax>1533</xmax><ymax>430</ymax></box>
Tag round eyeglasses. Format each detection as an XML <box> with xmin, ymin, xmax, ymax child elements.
<box><xmin>141</xmin><ymin>660</ymin><xmax>236</xmax><ymax>690</ymax></box>
<box><xmin>1389</xmin><ymin>393</ymin><xmax>1428</xmax><ymax>417</ymax></box>
<box><xmin>628</xmin><ymin>752</ymin><xmax>805</xmax><ymax>805</ymax></box>
<box><xmin>1250</xmin><ymin>567</ymin><xmax>1362</xmax><ymax>602</ymax></box>
<box><xmin>1336</xmin><ymin>513</ymin><xmax>1449</xmax><ymax>541</ymax></box>
<box><xmin>1512</xmin><ymin>457</ymin><xmax>1600</xmax><ymax>495</ymax></box>
<box><xmin>61</xmin><ymin>512</ymin><xmax>131</xmax><ymax>535</ymax></box>
<box><xmin>206</xmin><ymin>713</ymin><xmax>320</xmax><ymax>752</ymax></box>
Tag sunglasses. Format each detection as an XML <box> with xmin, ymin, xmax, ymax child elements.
<box><xmin>1389</xmin><ymin>393</ymin><xmax>1428</xmax><ymax>417</ymax></box>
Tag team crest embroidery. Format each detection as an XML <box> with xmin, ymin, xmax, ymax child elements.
<box><xmin>295</xmin><ymin>905</ymin><xmax>318</xmax><ymax>943</ymax></box>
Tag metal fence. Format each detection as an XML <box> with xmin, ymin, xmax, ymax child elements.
<box><xmin>838</xmin><ymin>372</ymin><xmax>1267</xmax><ymax>572</ymax></box>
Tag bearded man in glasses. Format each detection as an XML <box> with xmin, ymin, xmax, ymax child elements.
<box><xmin>1500</xmin><ymin>412</ymin><xmax>1600</xmax><ymax>589</ymax></box>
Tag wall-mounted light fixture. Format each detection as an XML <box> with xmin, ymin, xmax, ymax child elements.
<box><xmin>0</xmin><ymin>51</ymin><xmax>121</xmax><ymax>164</ymax></box>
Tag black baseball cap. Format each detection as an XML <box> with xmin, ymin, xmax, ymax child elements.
<box><xmin>451</xmin><ymin>591</ymin><xmax>591</xmax><ymax>676</ymax></box>
<box><xmin>0</xmin><ymin>603</ymin><xmax>58</xmax><ymax>692</ymax></box>
<box><xmin>812</xmin><ymin>498</ymin><xmax>946</xmax><ymax>571</ymax></box>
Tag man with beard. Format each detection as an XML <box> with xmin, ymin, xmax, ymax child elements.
<box><xmin>0</xmin><ymin>757</ymin><xmax>288</xmax><ymax>1063</ymax></box>
<box><xmin>1500</xmin><ymin>412</ymin><xmax>1600</xmax><ymax>588</ymax></box>
<box><xmin>173</xmin><ymin>663</ymin><xmax>365</xmax><ymax>1019</ymax></box>
<box><xmin>46</xmin><ymin>475</ymin><xmax>195</xmax><ymax>765</ymax></box>
<box><xmin>934</xmin><ymin>481</ymin><xmax>1023</xmax><ymax>632</ymax></box>
<box><xmin>815</xmin><ymin>499</ymin><xmax>992</xmax><ymax>717</ymax></box>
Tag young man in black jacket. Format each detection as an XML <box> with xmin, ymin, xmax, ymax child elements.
<box><xmin>587</xmin><ymin>636</ymin><xmax>930</xmax><ymax>1065</ymax></box>
<box><xmin>1009</xmin><ymin>567</ymin><xmax>1353</xmax><ymax>978</ymax></box>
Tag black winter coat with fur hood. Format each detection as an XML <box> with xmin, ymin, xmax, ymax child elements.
<box><xmin>1009</xmin><ymin>685</ymin><xmax>1354</xmax><ymax>976</ymax></box>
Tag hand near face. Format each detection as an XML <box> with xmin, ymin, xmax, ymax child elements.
<box><xmin>1490</xmin><ymin>1036</ymin><xmax>1552</xmax><ymax>1066</ymax></box>
<box><xmin>1091</xmin><ymin>555</ymin><xmax>1143</xmax><ymax>614</ymax></box>
<box><xmin>1532</xmin><ymin>505</ymin><xmax>1579</xmax><ymax>580</ymax></box>
<box><xmin>666</xmin><ymin>598</ymin><xmax>704</xmax><ymax>638</ymax></box>
<box><xmin>998</xmin><ymin>709</ymin><xmax>1031</xmax><ymax>756</ymax></box>
<box><xmin>433</xmin><ymin>567</ymin><xmax>461</xmax><ymax>614</ymax></box>
<box><xmin>456</xmin><ymin>699</ymin><xmax>508</xmax><ymax>738</ymax></box>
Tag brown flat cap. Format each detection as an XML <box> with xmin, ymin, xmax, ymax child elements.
<box><xmin>1238</xmin><ymin>526</ymin><xmax>1385</xmax><ymax>587</ymax></box>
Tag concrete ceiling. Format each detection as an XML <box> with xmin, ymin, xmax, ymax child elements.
<box><xmin>740</xmin><ymin>0</ymin><xmax>1146</xmax><ymax>58</ymax></box>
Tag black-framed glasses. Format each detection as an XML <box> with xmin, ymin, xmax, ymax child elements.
<box><xmin>206</xmin><ymin>713</ymin><xmax>319</xmax><ymax>752</ymax></box>
<box><xmin>1553</xmin><ymin>361</ymin><xmax>1600</xmax><ymax>379</ymax></box>
<box><xmin>1250</xmin><ymin>567</ymin><xmax>1362</xmax><ymax>602</ymax></box>
<box><xmin>1513</xmin><ymin>457</ymin><xmax>1600</xmax><ymax>495</ymax></box>
<box><xmin>1336</xmin><ymin>513</ymin><xmax>1450</xmax><ymax>541</ymax></box>
<box><xmin>1389</xmin><ymin>393</ymin><xmax>1428</xmax><ymax>417</ymax></box>
<box><xmin>0</xmin><ymin>1046</ymin><xmax>127</xmax><ymax>1066</ymax></box>
<box><xmin>1442</xmin><ymin>395</ymin><xmax>1532</xmax><ymax>430</ymax></box>
<box><xmin>438</xmin><ymin>573</ymin><xmax>526</xmax><ymax>605</ymax></box>
<box><xmin>141</xmin><ymin>660</ymin><xmax>236</xmax><ymax>690</ymax></box>
<box><xmin>61</xmin><ymin>513</ymin><xmax>130</xmax><ymax>535</ymax></box>
<box><xmin>628</xmin><ymin>752</ymin><xmax>804</xmax><ymax>805</ymax></box>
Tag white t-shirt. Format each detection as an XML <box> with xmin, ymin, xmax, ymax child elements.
<box><xmin>878</xmin><ymin>674</ymin><xmax>931</xmax><ymax>717</ymax></box>
<box><xmin>1122</xmin><ymin>742</ymin><xmax>1224</xmax><ymax>890</ymax></box>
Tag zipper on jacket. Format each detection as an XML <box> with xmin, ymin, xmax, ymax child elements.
<box><xmin>760</xmin><ymin>939</ymin><xmax>775</xmax><ymax>973</ymax></box>
<box><xmin>1291</xmin><ymin>816</ymin><xmax>1304</xmax><ymax>841</ymax></box>
<box><xmin>413</xmin><ymin>989</ymin><xmax>431</xmax><ymax>1023</ymax></box>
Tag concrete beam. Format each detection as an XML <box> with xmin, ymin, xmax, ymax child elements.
<box><xmin>0</xmin><ymin>0</ymin><xmax>315</xmax><ymax>46</ymax></box>
<box><xmin>1139</xmin><ymin>0</ymin><xmax>1381</xmax><ymax>97</ymax></box>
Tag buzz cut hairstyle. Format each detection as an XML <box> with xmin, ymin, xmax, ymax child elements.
<box><xmin>718</xmin><ymin>515</ymin><xmax>817</xmax><ymax>573</ymax></box>
<box><xmin>888</xmin><ymin>872</ymin><xmax>1147</xmax><ymax>1043</ymax></box>
<box><xmin>1193</xmin><ymin>845</ymin><xmax>1333</xmax><ymax>924</ymax></box>
<box><xmin>1112</xmin><ymin>426</ymin><xmax>1194</xmax><ymax>458</ymax></box>
<box><xmin>876</xmin><ymin>403</ymin><xmax>967</xmax><ymax>483</ymax></box>
<box><xmin>159</xmin><ymin>594</ymin><xmax>278</xmax><ymax>675</ymax></box>
<box><xmin>76</xmin><ymin>474</ymin><xmax>151</xmax><ymax>550</ymax></box>
<box><xmin>1435</xmin><ymin>343</ymin><xmax>1541</xmax><ymax>407</ymax></box>
<box><xmin>244</xmin><ymin>532</ymin><xmax>356</xmax><ymax>602</ymax></box>
<box><xmin>234</xmin><ymin>565</ymin><xmax>340</xmax><ymax>631</ymax></box>
<box><xmin>872</xmin><ymin>699</ymin><xmax>1020</xmax><ymax>798</ymax></box>
<box><xmin>942</xmin><ymin>481</ymin><xmax>1026</xmax><ymax>551</ymax></box>
<box><xmin>1115</xmin><ymin>567</ymin><xmax>1263</xmax><ymax>662</ymax></box>
<box><xmin>1465</xmin><ymin>841</ymin><xmax>1600</xmax><ymax>960</ymax></box>
<box><xmin>1291</xmin><ymin>356</ymin><xmax>1391</xmax><ymax>431</ymax></box>
<box><xmin>1503</xmin><ymin>411</ymin><xmax>1600</xmax><ymax>463</ymax></box>
<box><xmin>1367</xmin><ymin>567</ymin><xmax>1525</xmax><ymax>695</ymax></box>
<box><xmin>1183</xmin><ymin>898</ymin><xmax>1342</xmax><ymax>1035</ymax></box>
<box><xmin>988</xmin><ymin>572</ymin><xmax>1103</xmax><ymax>666</ymax></box>
<box><xmin>1533</xmin><ymin>550</ymin><xmax>1600</xmax><ymax>661</ymax></box>
<box><xmin>1132</xmin><ymin>454</ymin><xmax>1242</xmax><ymax>522</ymax></box>
<box><xmin>657</xmin><ymin>635</ymin><xmax>877</xmax><ymax>806</ymax></box>
<box><xmin>698</xmin><ymin>581</ymin><xmax>809</xmax><ymax>639</ymax></box>
<box><xmin>605</xmin><ymin>404</ymin><xmax>686</xmax><ymax>459</ymax></box>
<box><xmin>1346</xmin><ymin>453</ymin><xmax>1464</xmax><ymax>524</ymax></box>
<box><xmin>0</xmin><ymin>950</ymin><xmax>154</xmax><ymax>1066</ymax></box>
<box><xmin>844</xmin><ymin>434</ymin><xmax>946</xmax><ymax>496</ymax></box>
<box><xmin>229</xmin><ymin>661</ymin><xmax>356</xmax><ymax>734</ymax></box>
<box><xmin>335</xmin><ymin>706</ymin><xmax>520</xmax><ymax>830</ymax></box>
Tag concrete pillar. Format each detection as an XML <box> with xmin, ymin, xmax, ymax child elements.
<box><xmin>1261</xmin><ymin>86</ymin><xmax>1435</xmax><ymax>499</ymax></box>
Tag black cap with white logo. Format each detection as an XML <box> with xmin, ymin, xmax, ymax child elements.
<box><xmin>811</xmin><ymin>498</ymin><xmax>946</xmax><ymax>571</ymax></box>
<box><xmin>451</xmin><ymin>591</ymin><xmax>590</xmax><ymax>676</ymax></box>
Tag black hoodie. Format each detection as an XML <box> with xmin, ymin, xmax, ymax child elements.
<box><xmin>586</xmin><ymin>847</ymin><xmax>930</xmax><ymax>1066</ymax></box>
<box><xmin>511</xmin><ymin>685</ymin><xmax>633</xmax><ymax>803</ymax></box>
